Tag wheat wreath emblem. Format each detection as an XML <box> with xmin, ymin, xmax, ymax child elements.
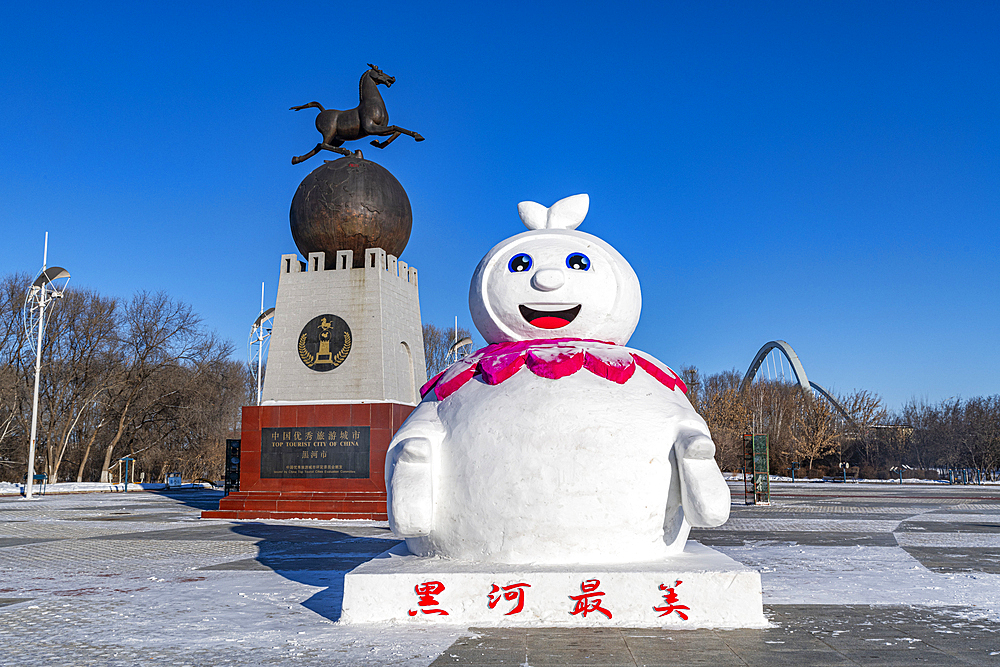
<box><xmin>334</xmin><ymin>330</ymin><xmax>351</xmax><ymax>365</ymax></box>
<box><xmin>298</xmin><ymin>332</ymin><xmax>314</xmax><ymax>367</ymax></box>
<box><xmin>298</xmin><ymin>317</ymin><xmax>352</xmax><ymax>370</ymax></box>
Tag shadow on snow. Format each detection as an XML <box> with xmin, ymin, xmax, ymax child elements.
<box><xmin>223</xmin><ymin>522</ymin><xmax>399</xmax><ymax>622</ymax></box>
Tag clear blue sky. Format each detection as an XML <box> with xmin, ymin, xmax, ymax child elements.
<box><xmin>1</xmin><ymin>1</ymin><xmax>997</xmax><ymax>411</ymax></box>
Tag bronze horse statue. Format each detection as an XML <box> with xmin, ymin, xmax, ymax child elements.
<box><xmin>290</xmin><ymin>64</ymin><xmax>424</xmax><ymax>164</ymax></box>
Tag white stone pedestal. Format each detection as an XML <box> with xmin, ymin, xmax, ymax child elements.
<box><xmin>340</xmin><ymin>542</ymin><xmax>766</xmax><ymax>628</ymax></box>
<box><xmin>262</xmin><ymin>248</ymin><xmax>426</xmax><ymax>405</ymax></box>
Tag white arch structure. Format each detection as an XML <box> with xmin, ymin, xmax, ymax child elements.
<box><xmin>739</xmin><ymin>340</ymin><xmax>855</xmax><ymax>426</ymax></box>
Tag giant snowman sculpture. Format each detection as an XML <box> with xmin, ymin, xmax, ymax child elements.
<box><xmin>384</xmin><ymin>194</ymin><xmax>731</xmax><ymax>565</ymax></box>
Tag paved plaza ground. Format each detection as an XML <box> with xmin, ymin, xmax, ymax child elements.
<box><xmin>0</xmin><ymin>482</ymin><xmax>998</xmax><ymax>666</ymax></box>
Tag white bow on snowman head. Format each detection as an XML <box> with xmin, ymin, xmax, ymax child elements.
<box><xmin>517</xmin><ymin>193</ymin><xmax>590</xmax><ymax>231</ymax></box>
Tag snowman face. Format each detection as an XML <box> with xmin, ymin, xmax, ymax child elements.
<box><xmin>470</xmin><ymin>229</ymin><xmax>641</xmax><ymax>345</ymax></box>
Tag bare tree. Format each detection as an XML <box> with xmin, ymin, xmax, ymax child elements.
<box><xmin>422</xmin><ymin>323</ymin><xmax>473</xmax><ymax>377</ymax></box>
<box><xmin>678</xmin><ymin>364</ymin><xmax>1000</xmax><ymax>477</ymax></box>
<box><xmin>0</xmin><ymin>274</ymin><xmax>254</xmax><ymax>484</ymax></box>
<box><xmin>791</xmin><ymin>396</ymin><xmax>841</xmax><ymax>470</ymax></box>
<box><xmin>963</xmin><ymin>396</ymin><xmax>1000</xmax><ymax>473</ymax></box>
<box><xmin>686</xmin><ymin>368</ymin><xmax>749</xmax><ymax>472</ymax></box>
<box><xmin>35</xmin><ymin>287</ymin><xmax>118</xmax><ymax>480</ymax></box>
<box><xmin>0</xmin><ymin>274</ymin><xmax>31</xmax><ymax>472</ymax></box>
<box><xmin>840</xmin><ymin>389</ymin><xmax>888</xmax><ymax>468</ymax></box>
<box><xmin>744</xmin><ymin>380</ymin><xmax>800</xmax><ymax>471</ymax></box>
<box><xmin>128</xmin><ymin>348</ymin><xmax>246</xmax><ymax>482</ymax></box>
<box><xmin>98</xmin><ymin>292</ymin><xmax>207</xmax><ymax>482</ymax></box>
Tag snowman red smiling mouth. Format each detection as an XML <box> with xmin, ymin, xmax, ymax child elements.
<box><xmin>519</xmin><ymin>303</ymin><xmax>581</xmax><ymax>329</ymax></box>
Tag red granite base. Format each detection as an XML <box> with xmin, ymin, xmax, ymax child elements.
<box><xmin>202</xmin><ymin>402</ymin><xmax>414</xmax><ymax>521</ymax></box>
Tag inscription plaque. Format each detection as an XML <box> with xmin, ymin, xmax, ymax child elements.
<box><xmin>261</xmin><ymin>427</ymin><xmax>370</xmax><ymax>479</ymax></box>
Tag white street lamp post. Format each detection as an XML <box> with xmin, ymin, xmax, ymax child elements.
<box><xmin>25</xmin><ymin>279</ymin><xmax>46</xmax><ymax>499</ymax></box>
<box><xmin>24</xmin><ymin>233</ymin><xmax>69</xmax><ymax>500</ymax></box>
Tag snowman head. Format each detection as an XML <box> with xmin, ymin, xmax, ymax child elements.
<box><xmin>469</xmin><ymin>194</ymin><xmax>642</xmax><ymax>345</ymax></box>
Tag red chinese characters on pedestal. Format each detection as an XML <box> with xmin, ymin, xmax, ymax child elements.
<box><xmin>569</xmin><ymin>579</ymin><xmax>612</xmax><ymax>619</ymax></box>
<box><xmin>653</xmin><ymin>580</ymin><xmax>690</xmax><ymax>620</ymax></box>
<box><xmin>408</xmin><ymin>580</ymin><xmax>449</xmax><ymax>616</ymax></box>
<box><xmin>487</xmin><ymin>582</ymin><xmax>531</xmax><ymax>615</ymax></box>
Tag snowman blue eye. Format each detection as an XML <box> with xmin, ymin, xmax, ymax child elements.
<box><xmin>566</xmin><ymin>253</ymin><xmax>590</xmax><ymax>271</ymax></box>
<box><xmin>508</xmin><ymin>253</ymin><xmax>532</xmax><ymax>273</ymax></box>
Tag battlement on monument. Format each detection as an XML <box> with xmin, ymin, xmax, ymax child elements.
<box><xmin>280</xmin><ymin>249</ymin><xmax>418</xmax><ymax>288</ymax></box>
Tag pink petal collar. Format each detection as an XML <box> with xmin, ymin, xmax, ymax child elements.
<box><xmin>420</xmin><ymin>338</ymin><xmax>687</xmax><ymax>401</ymax></box>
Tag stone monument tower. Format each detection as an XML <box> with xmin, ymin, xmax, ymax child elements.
<box><xmin>206</xmin><ymin>65</ymin><xmax>426</xmax><ymax>521</ymax></box>
<box><xmin>261</xmin><ymin>156</ymin><xmax>426</xmax><ymax>406</ymax></box>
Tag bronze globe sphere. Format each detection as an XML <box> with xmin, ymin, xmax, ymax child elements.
<box><xmin>289</xmin><ymin>156</ymin><xmax>412</xmax><ymax>269</ymax></box>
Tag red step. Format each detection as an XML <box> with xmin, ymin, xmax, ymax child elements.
<box><xmin>205</xmin><ymin>490</ymin><xmax>388</xmax><ymax>520</ymax></box>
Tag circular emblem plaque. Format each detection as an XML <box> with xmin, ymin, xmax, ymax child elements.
<box><xmin>298</xmin><ymin>314</ymin><xmax>352</xmax><ymax>372</ymax></box>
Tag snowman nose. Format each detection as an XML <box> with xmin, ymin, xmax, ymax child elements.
<box><xmin>531</xmin><ymin>269</ymin><xmax>565</xmax><ymax>291</ymax></box>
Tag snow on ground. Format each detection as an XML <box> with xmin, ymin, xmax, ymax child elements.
<box><xmin>0</xmin><ymin>489</ymin><xmax>472</xmax><ymax>664</ymax></box>
<box><xmin>3</xmin><ymin>571</ymin><xmax>466</xmax><ymax>666</ymax></box>
<box><xmin>3</xmin><ymin>476</ymin><xmax>994</xmax><ymax>496</ymax></box>
<box><xmin>0</xmin><ymin>481</ymin><xmax>214</xmax><ymax>495</ymax></box>
<box><xmin>708</xmin><ymin>482</ymin><xmax>1000</xmax><ymax>622</ymax></box>
<box><xmin>719</xmin><ymin>542</ymin><xmax>1000</xmax><ymax>618</ymax></box>
<box><xmin>724</xmin><ymin>474</ymin><xmax>1000</xmax><ymax>485</ymax></box>
<box><xmin>1</xmin><ymin>484</ymin><xmax>1000</xmax><ymax>663</ymax></box>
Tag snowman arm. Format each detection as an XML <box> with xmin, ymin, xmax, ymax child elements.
<box><xmin>385</xmin><ymin>401</ymin><xmax>443</xmax><ymax>538</ymax></box>
<box><xmin>630</xmin><ymin>349</ymin><xmax>732</xmax><ymax>526</ymax></box>
<box><xmin>674</xmin><ymin>419</ymin><xmax>731</xmax><ymax>528</ymax></box>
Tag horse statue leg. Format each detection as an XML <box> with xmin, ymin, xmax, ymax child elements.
<box><xmin>292</xmin><ymin>143</ymin><xmax>325</xmax><ymax>164</ymax></box>
<box><xmin>292</xmin><ymin>143</ymin><xmax>353</xmax><ymax>165</ymax></box>
<box><xmin>370</xmin><ymin>125</ymin><xmax>425</xmax><ymax>149</ymax></box>
<box><xmin>370</xmin><ymin>132</ymin><xmax>401</xmax><ymax>149</ymax></box>
<box><xmin>322</xmin><ymin>144</ymin><xmax>354</xmax><ymax>157</ymax></box>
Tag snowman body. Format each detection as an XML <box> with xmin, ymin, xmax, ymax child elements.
<box><xmin>386</xmin><ymin>195</ymin><xmax>730</xmax><ymax>565</ymax></box>
<box><xmin>403</xmin><ymin>341</ymin><xmax>704</xmax><ymax>564</ymax></box>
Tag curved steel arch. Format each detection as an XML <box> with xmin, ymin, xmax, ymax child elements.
<box><xmin>739</xmin><ymin>340</ymin><xmax>857</xmax><ymax>428</ymax></box>
<box><xmin>739</xmin><ymin>340</ymin><xmax>811</xmax><ymax>395</ymax></box>
<box><xmin>807</xmin><ymin>380</ymin><xmax>856</xmax><ymax>427</ymax></box>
